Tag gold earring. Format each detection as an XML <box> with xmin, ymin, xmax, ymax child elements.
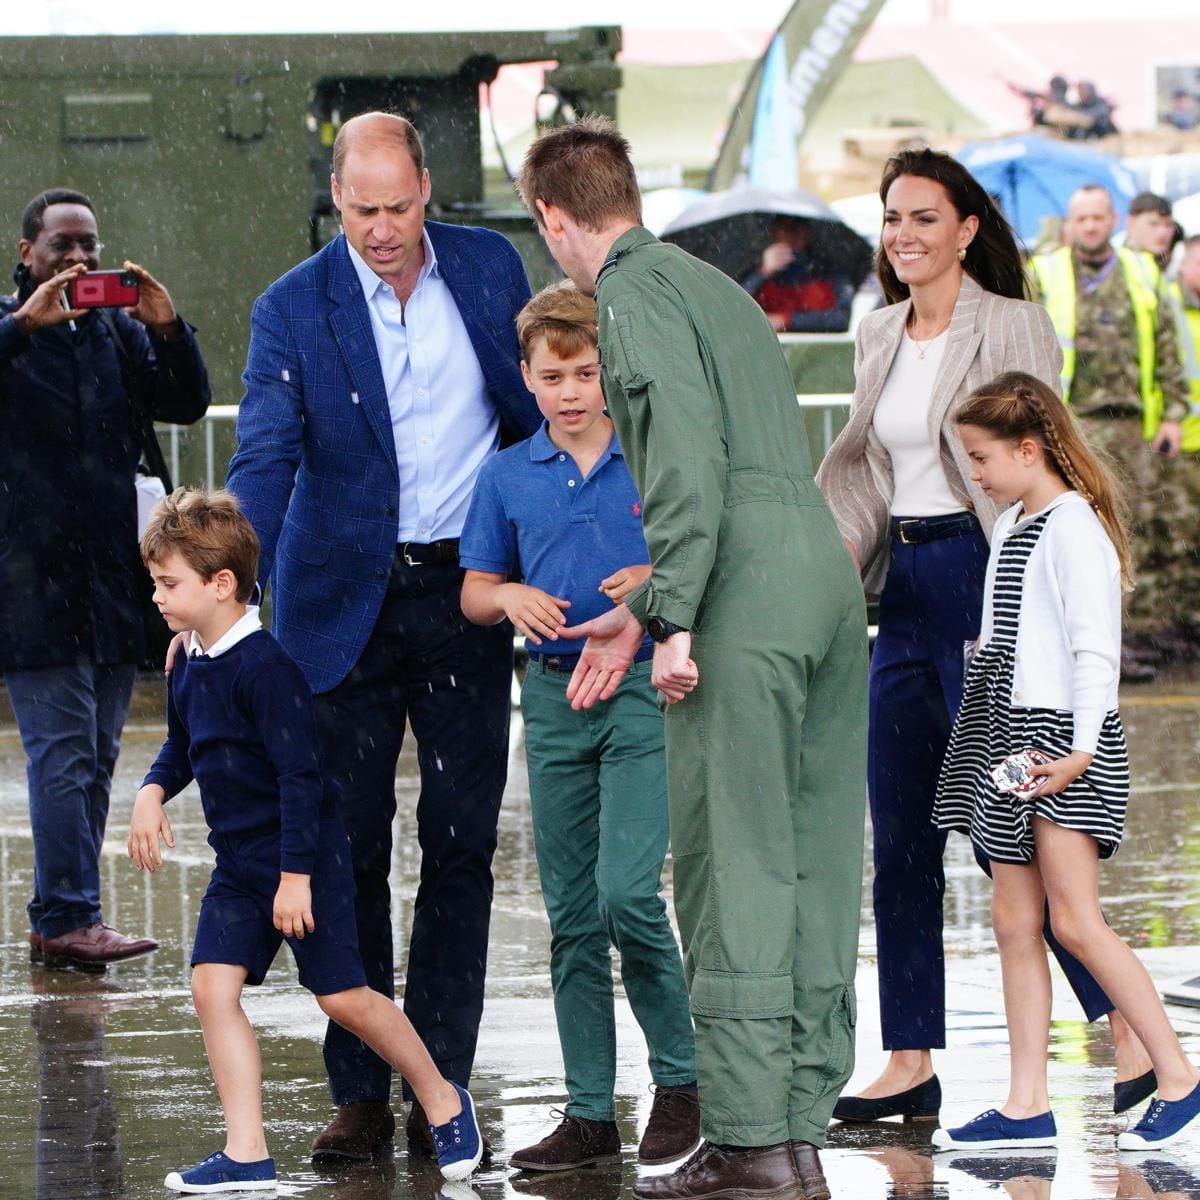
<box><xmin>957</xmin><ymin>247</ymin><xmax>967</xmax><ymax>261</ymax></box>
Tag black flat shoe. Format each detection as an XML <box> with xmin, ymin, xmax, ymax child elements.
<box><xmin>1114</xmin><ymin>1068</ymin><xmax>1157</xmax><ymax>1114</ymax></box>
<box><xmin>832</xmin><ymin>1074</ymin><xmax>941</xmax><ymax>1123</ymax></box>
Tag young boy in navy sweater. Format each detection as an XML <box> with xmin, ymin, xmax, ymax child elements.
<box><xmin>460</xmin><ymin>282</ymin><xmax>699</xmax><ymax>1171</ymax></box>
<box><xmin>129</xmin><ymin>488</ymin><xmax>482</xmax><ymax>1194</ymax></box>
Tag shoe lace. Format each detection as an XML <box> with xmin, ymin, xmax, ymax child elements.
<box><xmin>649</xmin><ymin>1084</ymin><xmax>700</xmax><ymax>1118</ymax></box>
<box><xmin>549</xmin><ymin>1108</ymin><xmax>605</xmax><ymax>1146</ymax></box>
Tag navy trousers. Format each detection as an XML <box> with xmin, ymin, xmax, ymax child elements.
<box><xmin>314</xmin><ymin>551</ymin><xmax>512</xmax><ymax>1105</ymax></box>
<box><xmin>869</xmin><ymin>522</ymin><xmax>1112</xmax><ymax>1051</ymax></box>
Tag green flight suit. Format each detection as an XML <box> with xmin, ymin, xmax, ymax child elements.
<box><xmin>595</xmin><ymin>226</ymin><xmax>868</xmax><ymax>1148</ymax></box>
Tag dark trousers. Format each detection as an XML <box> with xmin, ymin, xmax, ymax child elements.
<box><xmin>314</xmin><ymin>553</ymin><xmax>512</xmax><ymax>1105</ymax></box>
<box><xmin>869</xmin><ymin>524</ymin><xmax>1111</xmax><ymax>1051</ymax></box>
<box><xmin>6</xmin><ymin>659</ymin><xmax>136</xmax><ymax>939</ymax></box>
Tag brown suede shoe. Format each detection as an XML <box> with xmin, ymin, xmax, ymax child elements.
<box><xmin>787</xmin><ymin>1142</ymin><xmax>830</xmax><ymax>1200</ymax></box>
<box><xmin>639</xmin><ymin>1086</ymin><xmax>702</xmax><ymax>1165</ymax></box>
<box><xmin>41</xmin><ymin>923</ymin><xmax>157</xmax><ymax>971</ymax></box>
<box><xmin>632</xmin><ymin>1141</ymin><xmax>803</xmax><ymax>1200</ymax></box>
<box><xmin>407</xmin><ymin>1099</ymin><xmax>493</xmax><ymax>1164</ymax></box>
<box><xmin>311</xmin><ymin>1101</ymin><xmax>395</xmax><ymax>1163</ymax></box>
<box><xmin>510</xmin><ymin>1113</ymin><xmax>622</xmax><ymax>1172</ymax></box>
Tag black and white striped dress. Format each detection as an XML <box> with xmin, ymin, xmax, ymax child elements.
<box><xmin>933</xmin><ymin>509</ymin><xmax>1130</xmax><ymax>863</ymax></box>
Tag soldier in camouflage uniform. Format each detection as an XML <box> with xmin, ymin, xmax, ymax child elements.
<box><xmin>1031</xmin><ymin>185</ymin><xmax>1196</xmax><ymax>664</ymax></box>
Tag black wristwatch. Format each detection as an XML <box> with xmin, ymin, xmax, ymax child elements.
<box><xmin>646</xmin><ymin>616</ymin><xmax>688</xmax><ymax>643</ymax></box>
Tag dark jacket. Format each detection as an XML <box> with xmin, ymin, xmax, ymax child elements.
<box><xmin>0</xmin><ymin>267</ymin><xmax>210</xmax><ymax>669</ymax></box>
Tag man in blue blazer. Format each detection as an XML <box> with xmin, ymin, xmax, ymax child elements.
<box><xmin>225</xmin><ymin>112</ymin><xmax>537</xmax><ymax>1162</ymax></box>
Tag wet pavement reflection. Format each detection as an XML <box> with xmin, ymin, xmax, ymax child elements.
<box><xmin>3</xmin><ymin>672</ymin><xmax>1200</xmax><ymax>1197</ymax></box>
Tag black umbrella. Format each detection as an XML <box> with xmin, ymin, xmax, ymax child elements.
<box><xmin>660</xmin><ymin>185</ymin><xmax>875</xmax><ymax>290</ymax></box>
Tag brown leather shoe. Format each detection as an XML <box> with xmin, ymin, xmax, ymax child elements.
<box><xmin>632</xmin><ymin>1141</ymin><xmax>803</xmax><ymax>1200</ymax></box>
<box><xmin>787</xmin><ymin>1142</ymin><xmax>830</xmax><ymax>1200</ymax></box>
<box><xmin>407</xmin><ymin>1098</ymin><xmax>493</xmax><ymax>1163</ymax></box>
<box><xmin>41</xmin><ymin>923</ymin><xmax>157</xmax><ymax>971</ymax></box>
<box><xmin>639</xmin><ymin>1086</ymin><xmax>702</xmax><ymax>1165</ymax></box>
<box><xmin>311</xmin><ymin>1101</ymin><xmax>395</xmax><ymax>1163</ymax></box>
<box><xmin>510</xmin><ymin>1112</ymin><xmax>622</xmax><ymax>1172</ymax></box>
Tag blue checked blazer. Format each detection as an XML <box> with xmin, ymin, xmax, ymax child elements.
<box><xmin>226</xmin><ymin>222</ymin><xmax>537</xmax><ymax>693</ymax></box>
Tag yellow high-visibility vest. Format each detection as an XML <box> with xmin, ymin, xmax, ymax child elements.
<box><xmin>1031</xmin><ymin>245</ymin><xmax>1162</xmax><ymax>440</ymax></box>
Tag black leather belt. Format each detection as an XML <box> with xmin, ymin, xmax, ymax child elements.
<box><xmin>890</xmin><ymin>512</ymin><xmax>980</xmax><ymax>546</ymax></box>
<box><xmin>396</xmin><ymin>538</ymin><xmax>460</xmax><ymax>566</ymax></box>
<box><xmin>528</xmin><ymin>644</ymin><xmax>655</xmax><ymax>673</ymax></box>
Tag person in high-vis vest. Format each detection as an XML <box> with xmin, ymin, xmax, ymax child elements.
<box><xmin>1031</xmin><ymin>184</ymin><xmax>1195</xmax><ymax>668</ymax></box>
<box><xmin>1170</xmin><ymin>236</ymin><xmax>1200</xmax><ymax>419</ymax></box>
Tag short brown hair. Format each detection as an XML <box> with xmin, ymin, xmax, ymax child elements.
<box><xmin>516</xmin><ymin>114</ymin><xmax>641</xmax><ymax>232</ymax></box>
<box><xmin>1128</xmin><ymin>191</ymin><xmax>1171</xmax><ymax>218</ymax></box>
<box><xmin>516</xmin><ymin>281</ymin><xmax>598</xmax><ymax>362</ymax></box>
<box><xmin>332</xmin><ymin>111</ymin><xmax>424</xmax><ymax>180</ymax></box>
<box><xmin>141</xmin><ymin>487</ymin><xmax>260</xmax><ymax>604</ymax></box>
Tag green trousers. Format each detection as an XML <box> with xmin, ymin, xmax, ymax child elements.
<box><xmin>522</xmin><ymin>657</ymin><xmax>696</xmax><ymax>1122</ymax></box>
<box><xmin>666</xmin><ymin>499</ymin><xmax>869</xmax><ymax>1148</ymax></box>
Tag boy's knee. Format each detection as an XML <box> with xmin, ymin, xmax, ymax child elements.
<box><xmin>317</xmin><ymin>987</ymin><xmax>365</xmax><ymax>1027</ymax></box>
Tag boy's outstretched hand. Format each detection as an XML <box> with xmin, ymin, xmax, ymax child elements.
<box><xmin>274</xmin><ymin>873</ymin><xmax>316</xmax><ymax>939</ymax></box>
<box><xmin>128</xmin><ymin>784</ymin><xmax>174</xmax><ymax>871</ymax></box>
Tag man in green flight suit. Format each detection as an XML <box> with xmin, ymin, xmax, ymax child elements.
<box><xmin>517</xmin><ymin>116</ymin><xmax>867</xmax><ymax>1200</ymax></box>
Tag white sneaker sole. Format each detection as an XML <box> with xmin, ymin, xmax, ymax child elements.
<box><xmin>163</xmin><ymin>1173</ymin><xmax>277</xmax><ymax>1194</ymax></box>
<box><xmin>932</xmin><ymin>1132</ymin><xmax>1057</xmax><ymax>1152</ymax></box>
<box><xmin>1117</xmin><ymin>1126</ymin><xmax>1193</xmax><ymax>1151</ymax></box>
<box><xmin>439</xmin><ymin>1088</ymin><xmax>485</xmax><ymax>1181</ymax></box>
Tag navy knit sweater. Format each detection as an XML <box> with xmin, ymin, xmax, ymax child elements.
<box><xmin>143</xmin><ymin>630</ymin><xmax>332</xmax><ymax>875</ymax></box>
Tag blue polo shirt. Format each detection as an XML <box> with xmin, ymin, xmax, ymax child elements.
<box><xmin>460</xmin><ymin>422</ymin><xmax>654</xmax><ymax>658</ymax></box>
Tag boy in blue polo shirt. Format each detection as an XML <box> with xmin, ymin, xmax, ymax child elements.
<box><xmin>460</xmin><ymin>282</ymin><xmax>698</xmax><ymax>1172</ymax></box>
<box><xmin>128</xmin><ymin>488</ymin><xmax>482</xmax><ymax>1193</ymax></box>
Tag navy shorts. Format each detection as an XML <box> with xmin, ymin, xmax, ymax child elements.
<box><xmin>192</xmin><ymin>816</ymin><xmax>366</xmax><ymax>996</ymax></box>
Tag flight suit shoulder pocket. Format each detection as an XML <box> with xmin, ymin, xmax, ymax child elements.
<box><xmin>605</xmin><ymin>308</ymin><xmax>655</xmax><ymax>393</ymax></box>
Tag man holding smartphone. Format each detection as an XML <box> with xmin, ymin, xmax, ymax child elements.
<box><xmin>0</xmin><ymin>187</ymin><xmax>210</xmax><ymax>969</ymax></box>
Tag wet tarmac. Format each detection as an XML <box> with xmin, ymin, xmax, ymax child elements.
<box><xmin>3</xmin><ymin>672</ymin><xmax>1200</xmax><ymax>1199</ymax></box>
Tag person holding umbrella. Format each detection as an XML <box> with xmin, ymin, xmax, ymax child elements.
<box><xmin>817</xmin><ymin>148</ymin><xmax>1154</xmax><ymax>1125</ymax></box>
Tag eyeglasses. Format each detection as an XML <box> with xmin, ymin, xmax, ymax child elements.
<box><xmin>43</xmin><ymin>236</ymin><xmax>103</xmax><ymax>254</ymax></box>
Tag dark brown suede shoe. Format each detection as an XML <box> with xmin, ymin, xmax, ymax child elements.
<box><xmin>639</xmin><ymin>1085</ymin><xmax>702</xmax><ymax>1165</ymax></box>
<box><xmin>632</xmin><ymin>1141</ymin><xmax>803</xmax><ymax>1200</ymax></box>
<box><xmin>510</xmin><ymin>1113</ymin><xmax>622</xmax><ymax>1172</ymax></box>
<box><xmin>407</xmin><ymin>1098</ymin><xmax>493</xmax><ymax>1164</ymax></box>
<box><xmin>311</xmin><ymin>1101</ymin><xmax>395</xmax><ymax>1163</ymax></box>
<box><xmin>41</xmin><ymin>923</ymin><xmax>157</xmax><ymax>971</ymax></box>
<box><xmin>787</xmin><ymin>1142</ymin><xmax>830</xmax><ymax>1200</ymax></box>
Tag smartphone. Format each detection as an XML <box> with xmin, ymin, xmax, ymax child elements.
<box><xmin>66</xmin><ymin>269</ymin><xmax>139</xmax><ymax>309</ymax></box>
<box><xmin>990</xmin><ymin>749</ymin><xmax>1051</xmax><ymax>796</ymax></box>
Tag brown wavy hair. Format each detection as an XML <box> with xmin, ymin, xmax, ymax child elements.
<box><xmin>877</xmin><ymin>148</ymin><xmax>1027</xmax><ymax>305</ymax></box>
<box><xmin>954</xmin><ymin>371</ymin><xmax>1132</xmax><ymax>588</ymax></box>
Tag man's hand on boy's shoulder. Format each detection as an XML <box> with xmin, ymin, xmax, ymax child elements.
<box><xmin>128</xmin><ymin>784</ymin><xmax>174</xmax><ymax>872</ymax></box>
<box><xmin>599</xmin><ymin>563</ymin><xmax>652</xmax><ymax>605</ymax></box>
<box><xmin>274</xmin><ymin>872</ymin><xmax>315</xmax><ymax>940</ymax></box>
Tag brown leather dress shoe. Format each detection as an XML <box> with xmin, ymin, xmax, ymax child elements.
<box><xmin>787</xmin><ymin>1142</ymin><xmax>830</xmax><ymax>1200</ymax></box>
<box><xmin>639</xmin><ymin>1086</ymin><xmax>702</xmax><ymax>1164</ymax></box>
<box><xmin>311</xmin><ymin>1101</ymin><xmax>395</xmax><ymax>1163</ymax></box>
<box><xmin>41</xmin><ymin>923</ymin><xmax>158</xmax><ymax>971</ymax></box>
<box><xmin>632</xmin><ymin>1141</ymin><xmax>803</xmax><ymax>1200</ymax></box>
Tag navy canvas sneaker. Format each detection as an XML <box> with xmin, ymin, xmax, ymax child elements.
<box><xmin>164</xmin><ymin>1149</ymin><xmax>277</xmax><ymax>1193</ymax></box>
<box><xmin>932</xmin><ymin>1109</ymin><xmax>1057</xmax><ymax>1151</ymax></box>
<box><xmin>429</xmin><ymin>1083</ymin><xmax>483</xmax><ymax>1181</ymax></box>
<box><xmin>1118</xmin><ymin>1081</ymin><xmax>1200</xmax><ymax>1150</ymax></box>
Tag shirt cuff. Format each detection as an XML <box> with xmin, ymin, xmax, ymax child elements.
<box><xmin>624</xmin><ymin>579</ymin><xmax>695</xmax><ymax>630</ymax></box>
<box><xmin>1071</xmin><ymin>712</ymin><xmax>1103</xmax><ymax>757</ymax></box>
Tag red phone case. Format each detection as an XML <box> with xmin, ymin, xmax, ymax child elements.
<box><xmin>68</xmin><ymin>271</ymin><xmax>139</xmax><ymax>309</ymax></box>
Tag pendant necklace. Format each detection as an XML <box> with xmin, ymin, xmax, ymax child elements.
<box><xmin>909</xmin><ymin>319</ymin><xmax>947</xmax><ymax>359</ymax></box>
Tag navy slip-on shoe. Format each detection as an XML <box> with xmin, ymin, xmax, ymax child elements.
<box><xmin>164</xmin><ymin>1150</ymin><xmax>277</xmax><ymax>1193</ymax></box>
<box><xmin>430</xmin><ymin>1083</ymin><xmax>483</xmax><ymax>1181</ymax></box>
<box><xmin>932</xmin><ymin>1109</ymin><xmax>1057</xmax><ymax>1151</ymax></box>
<box><xmin>1118</xmin><ymin>1081</ymin><xmax>1200</xmax><ymax>1150</ymax></box>
<box><xmin>831</xmin><ymin>1075</ymin><xmax>941</xmax><ymax>1123</ymax></box>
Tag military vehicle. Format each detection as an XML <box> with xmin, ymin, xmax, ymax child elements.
<box><xmin>0</xmin><ymin>27</ymin><xmax>621</xmax><ymax>422</ymax></box>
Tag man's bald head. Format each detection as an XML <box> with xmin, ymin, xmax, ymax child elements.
<box><xmin>332</xmin><ymin>112</ymin><xmax>424</xmax><ymax>181</ymax></box>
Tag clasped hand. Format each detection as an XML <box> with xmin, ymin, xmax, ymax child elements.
<box><xmin>1027</xmin><ymin>749</ymin><xmax>1093</xmax><ymax>797</ymax></box>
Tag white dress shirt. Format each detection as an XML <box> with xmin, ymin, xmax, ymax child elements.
<box><xmin>347</xmin><ymin>233</ymin><xmax>498</xmax><ymax>542</ymax></box>
<box><xmin>189</xmin><ymin>606</ymin><xmax>263</xmax><ymax>659</ymax></box>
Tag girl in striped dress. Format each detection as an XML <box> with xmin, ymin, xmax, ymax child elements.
<box><xmin>930</xmin><ymin>371</ymin><xmax>1200</xmax><ymax>1152</ymax></box>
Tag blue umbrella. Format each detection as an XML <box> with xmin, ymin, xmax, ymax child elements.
<box><xmin>955</xmin><ymin>134</ymin><xmax>1140</xmax><ymax>247</ymax></box>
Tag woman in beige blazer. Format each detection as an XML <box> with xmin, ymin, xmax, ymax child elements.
<box><xmin>818</xmin><ymin>149</ymin><xmax>1152</xmax><ymax>1124</ymax></box>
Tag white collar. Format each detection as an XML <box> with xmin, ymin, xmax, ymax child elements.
<box><xmin>189</xmin><ymin>606</ymin><xmax>262</xmax><ymax>659</ymax></box>
<box><xmin>345</xmin><ymin>229</ymin><xmax>438</xmax><ymax>301</ymax></box>
<box><xmin>1006</xmin><ymin>489</ymin><xmax>1084</xmax><ymax>534</ymax></box>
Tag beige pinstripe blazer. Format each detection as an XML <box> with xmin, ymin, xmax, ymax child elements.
<box><xmin>816</xmin><ymin>273</ymin><xmax>1063</xmax><ymax>596</ymax></box>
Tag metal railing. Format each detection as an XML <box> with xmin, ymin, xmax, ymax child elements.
<box><xmin>162</xmin><ymin>396</ymin><xmax>853</xmax><ymax>489</ymax></box>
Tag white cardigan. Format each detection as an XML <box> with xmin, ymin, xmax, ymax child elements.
<box><xmin>979</xmin><ymin>491</ymin><xmax>1121</xmax><ymax>756</ymax></box>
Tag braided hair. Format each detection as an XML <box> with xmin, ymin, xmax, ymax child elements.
<box><xmin>954</xmin><ymin>371</ymin><xmax>1133</xmax><ymax>588</ymax></box>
